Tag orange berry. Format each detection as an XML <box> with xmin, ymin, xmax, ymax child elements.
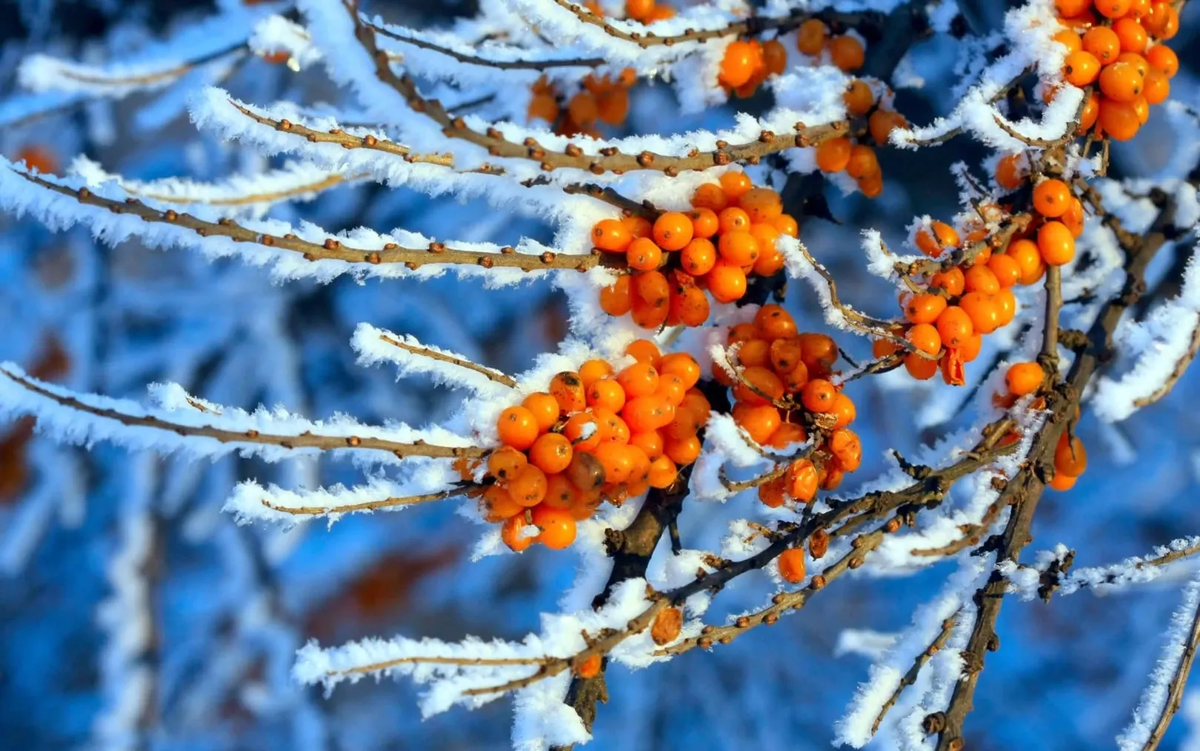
<box><xmin>626</xmin><ymin>237</ymin><xmax>664</xmax><ymax>271</ymax></box>
<box><xmin>708</xmin><ymin>261</ymin><xmax>748</xmax><ymax>303</ymax></box>
<box><xmin>800</xmin><ymin>378</ymin><xmax>836</xmax><ymax>413</ymax></box>
<box><xmin>845</xmin><ymin>145</ymin><xmax>880</xmax><ymax>180</ymax></box>
<box><xmin>532</xmin><ymin>504</ymin><xmax>577</xmax><ymax>549</ymax></box>
<box><xmin>1079</xmin><ymin>90</ymin><xmax>1101</xmax><ymax>132</ymax></box>
<box><xmin>904</xmin><ymin>293</ymin><xmax>948</xmax><ymax>325</ymax></box>
<box><xmin>798</xmin><ymin>333</ymin><xmax>839</xmax><ymax>373</ymax></box>
<box><xmin>767</xmin><ymin>337</ymin><xmax>801</xmax><ymax>372</ymax></box>
<box><xmin>594</xmin><ymin>442</ymin><xmax>635</xmax><ymax>484</ymax></box>
<box><xmin>857</xmin><ymin>172</ymin><xmax>884</xmax><ymax>198</ymax></box>
<box><xmin>692</xmin><ymin>183</ymin><xmax>729</xmax><ymax>212</ymax></box>
<box><xmin>1032</xmin><ymin>179</ymin><xmax>1072</xmax><ymax>219</ymax></box>
<box><xmin>1038</xmin><ymin>221</ymin><xmax>1076</xmax><ymax>266</ymax></box>
<box><xmin>648</xmin><ymin>455</ymin><xmax>678</xmax><ymax>488</ymax></box>
<box><xmin>994</xmin><ymin>288</ymin><xmax>1018</xmax><ymax>327</ymax></box>
<box><xmin>669</xmin><ymin>285</ymin><xmax>710</xmax><ymax>327</ymax></box>
<box><xmin>778</xmin><ymin>548</ymin><xmax>807</xmax><ymax>583</ymax></box>
<box><xmin>579</xmin><ymin>359</ymin><xmax>614</xmax><ymax>389</ymax></box>
<box><xmin>1099</xmin><ymin>62</ymin><xmax>1143</xmax><ymax>102</ymax></box>
<box><xmin>905</xmin><ymin>351</ymin><xmax>938</xmax><ymax>379</ymax></box>
<box><xmin>622</xmin><ymin>214</ymin><xmax>653</xmax><ymax>239</ymax></box>
<box><xmin>543</xmin><ymin>473</ymin><xmax>580</xmax><ymax>510</ymax></box>
<box><xmin>528</xmin><ymin>94</ymin><xmax>559</xmax><ymax>123</ymax></box>
<box><xmin>600</xmin><ymin>274</ymin><xmax>634</xmax><ymax>316</ymax></box>
<box><xmin>568</xmin><ymin>91</ymin><xmax>599</xmax><ymax>124</ymax></box>
<box><xmin>829</xmin><ymin>428</ymin><xmax>863</xmax><ymax>471</ymax></box>
<box><xmin>786</xmin><ymin>459</ymin><xmax>819</xmax><ymax>503</ymax></box>
<box><xmin>624</xmin><ymin>395</ymin><xmax>673</xmax><ymax>433</ymax></box>
<box><xmin>755</xmin><ymin>304</ymin><xmax>798</xmax><ymax>341</ymax></box>
<box><xmin>690</xmin><ymin>208</ymin><xmax>720</xmax><ymax>239</ymax></box>
<box><xmin>652</xmin><ymin>212</ymin><xmax>694</xmax><ymax>251</ymax></box>
<box><xmin>868</xmin><ymin>110</ymin><xmax>906</xmax><ymax>145</ymax></box>
<box><xmin>719</xmin><ymin>41</ymin><xmax>759</xmax><ymax>88</ymax></box>
<box><xmin>497</xmin><ymin>406</ymin><xmax>540</xmax><ymax>450</ymax></box>
<box><xmin>1142</xmin><ymin>68</ymin><xmax>1169</xmax><ymax>104</ymax></box>
<box><xmin>1113</xmin><ymin>18</ymin><xmax>1148</xmax><ymax>53</ymax></box>
<box><xmin>1116</xmin><ymin>52</ymin><xmax>1150</xmax><ymax>78</ymax></box>
<box><xmin>1098</xmin><ymin>97</ymin><xmax>1141</xmax><ymax>141</ymax></box>
<box><xmin>563</xmin><ymin>412</ymin><xmax>602</xmax><ymax>452</ymax></box>
<box><xmin>625</xmin><ymin>340</ymin><xmax>660</xmax><ymax>367</ymax></box>
<box><xmin>740</xmin><ymin>188</ymin><xmax>784</xmax><ymax>224</ymax></box>
<box><xmin>959</xmin><ymin>332</ymin><xmax>983</xmax><ymax>363</ymax></box>
<box><xmin>758</xmin><ymin>476</ymin><xmax>788</xmax><ymax>508</ymax></box>
<box><xmin>1055</xmin><ymin>0</ymin><xmax>1090</xmax><ymax>14</ymax></box>
<box><xmin>523</xmin><ymin>392</ymin><xmax>561</xmax><ymax>432</ymax></box>
<box><xmin>587</xmin><ymin>378</ymin><xmax>627</xmax><ymax>413</ymax></box>
<box><xmin>772</xmin><ymin>214</ymin><xmax>799</xmax><ymax>237</ymax></box>
<box><xmin>625</xmin><ymin>0</ymin><xmax>653</xmax><ymax>20</ymax></box>
<box><xmin>763</xmin><ymin>39</ymin><xmax>788</xmax><ymax>76</ymax></box>
<box><xmin>1063</xmin><ymin>50</ymin><xmax>1101</xmax><ymax>86</ymax></box>
<box><xmin>815</xmin><ymin>137</ymin><xmax>853</xmax><ymax>173</ymax></box>
<box><xmin>1144</xmin><ymin>2</ymin><xmax>1173</xmax><ymax>35</ymax></box>
<box><xmin>844</xmin><ymin>79</ymin><xmax>874</xmax><ymax>116</ymax></box>
<box><xmin>930</xmin><ymin>266</ymin><xmax>966</xmax><ymax>296</ymax></box>
<box><xmin>734</xmin><ymin>366</ymin><xmax>785</xmax><ymax>406</ymax></box>
<box><xmin>1053</xmin><ymin>29</ymin><xmax>1084</xmax><ymax>54</ymax></box>
<box><xmin>728</xmin><ymin>323</ymin><xmax>758</xmax><ymax>346</ymax></box>
<box><xmin>959</xmin><ymin>292</ymin><xmax>1000</xmax><ymax>335</ymax></box>
<box><xmin>735</xmin><ymin>403</ymin><xmax>782</xmax><ymax>445</ymax></box>
<box><xmin>510</xmin><ymin>464</ymin><xmax>549</xmax><ymax>507</ymax></box>
<box><xmin>936</xmin><ymin>306</ymin><xmax>974</xmax><ymax>349</ymax></box>
<box><xmin>530</xmin><ymin>433</ymin><xmax>574</xmax><ymax>475</ymax></box>
<box><xmin>658</xmin><ymin>354</ymin><xmax>701</xmax><ymax>390</ymax></box>
<box><xmin>872</xmin><ymin>338</ymin><xmax>901</xmax><ymax>359</ymax></box>
<box><xmin>681</xmin><ymin>388</ymin><xmax>711</xmax><ymax>426</ymax></box>
<box><xmin>550</xmin><ymin>372</ymin><xmax>587</xmax><ymax>413</ymax></box>
<box><xmin>1127</xmin><ymin>0</ymin><xmax>1152</xmax><ymax>18</ymax></box>
<box><xmin>916</xmin><ymin>221</ymin><xmax>960</xmax><ymax>257</ymax></box>
<box><xmin>482</xmin><ymin>485</ymin><xmax>524</xmax><ymax>522</ymax></box>
<box><xmin>718</xmin><ymin>231</ymin><xmax>760</xmax><ymax>266</ymax></box>
<box><xmin>1146</xmin><ymin>45</ymin><xmax>1178</xmax><ymax>77</ymax></box>
<box><xmin>995</xmin><ymin>154</ymin><xmax>1026</xmax><ymax>190</ymax></box>
<box><xmin>1062</xmin><ymin>197</ymin><xmax>1086</xmax><ymax>239</ymax></box>
<box><xmin>501</xmin><ymin>514</ymin><xmax>535</xmax><ymax>552</ymax></box>
<box><xmin>617</xmin><ymin>361</ymin><xmax>660</xmax><ymax>398</ymax></box>
<box><xmin>719</xmin><ymin>171</ymin><xmax>753</xmax><ymax>200</ymax></box>
<box><xmin>941</xmin><ymin>347</ymin><xmax>966</xmax><ymax>387</ymax></box>
<box><xmin>631</xmin><ymin>297</ymin><xmax>669</xmax><ymax>330</ymax></box>
<box><xmin>796</xmin><ymin>19</ymin><xmax>827</xmax><ymax>55</ymax></box>
<box><xmin>1082</xmin><ymin>26</ymin><xmax>1121</xmax><ymax>65</ymax></box>
<box><xmin>830</xmin><ymin>392</ymin><xmax>856</xmax><ymax>429</ymax></box>
<box><xmin>1006</xmin><ymin>238</ymin><xmax>1046</xmax><ymax>285</ymax></box>
<box><xmin>717</xmin><ymin>207</ymin><xmax>752</xmax><ymax>234</ymax></box>
<box><xmin>1095</xmin><ymin>0</ymin><xmax>1132</xmax><ymax>19</ymax></box>
<box><xmin>752</xmin><ymin>233</ymin><xmax>786</xmax><ymax>276</ymax></box>
<box><xmin>964</xmin><ymin>265</ymin><xmax>1001</xmax><ymax>295</ymax></box>
<box><xmin>634</xmin><ymin>270</ymin><xmax>670</xmax><ymax>307</ymax></box>
<box><xmin>828</xmin><ymin>35</ymin><xmax>865</xmax><ymax>72</ymax></box>
<box><xmin>661</xmin><ymin>407</ymin><xmax>697</xmax><ymax>441</ymax></box>
<box><xmin>488</xmin><ymin>446</ymin><xmax>529</xmax><ymax>482</ymax></box>
<box><xmin>1005</xmin><ymin>362</ymin><xmax>1044</xmax><ymax>397</ymax></box>
<box><xmin>1049</xmin><ymin>473</ymin><xmax>1078</xmax><ymax>491</ymax></box>
<box><xmin>680</xmin><ymin>237</ymin><xmax>718</xmax><ymax>275</ymax></box>
<box><xmin>987</xmin><ymin>253</ymin><xmax>1022</xmax><ymax>289</ymax></box>
<box><xmin>1055</xmin><ymin>434</ymin><xmax>1088</xmax><ymax>477</ymax></box>
<box><xmin>907</xmin><ymin>322</ymin><xmax>942</xmax><ymax>356</ymax></box>
<box><xmin>630</xmin><ymin>428</ymin><xmax>664</xmax><ymax>460</ymax></box>
<box><xmin>592</xmin><ymin>219</ymin><xmax>633</xmax><ymax>252</ymax></box>
<box><xmin>597</xmin><ymin>87</ymin><xmax>630</xmax><ymax>125</ymax></box>
<box><xmin>664</xmin><ymin>433</ymin><xmax>701</xmax><ymax>465</ymax></box>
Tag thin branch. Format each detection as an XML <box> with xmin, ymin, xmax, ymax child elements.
<box><xmin>379</xmin><ymin>333</ymin><xmax>517</xmax><ymax>387</ymax></box>
<box><xmin>44</xmin><ymin>41</ymin><xmax>247</xmax><ymax>87</ymax></box>
<box><xmin>1133</xmin><ymin>324</ymin><xmax>1200</xmax><ymax>409</ymax></box>
<box><xmin>365</xmin><ymin>16</ymin><xmax>605</xmax><ymax>70</ymax></box>
<box><xmin>125</xmin><ymin>171</ymin><xmax>364</xmax><ymax>207</ymax></box>
<box><xmin>873</xmin><ymin>613</ymin><xmax>960</xmax><ymax>735</ymax></box>
<box><xmin>1141</xmin><ymin>593</ymin><xmax>1200</xmax><ymax>751</ymax></box>
<box><xmin>261</xmin><ymin>487</ymin><xmax>464</xmax><ymax>516</ymax></box>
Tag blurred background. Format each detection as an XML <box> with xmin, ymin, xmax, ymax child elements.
<box><xmin>1</xmin><ymin>0</ymin><xmax>1199</xmax><ymax>749</ymax></box>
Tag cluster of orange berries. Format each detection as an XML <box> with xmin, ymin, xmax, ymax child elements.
<box><xmin>716</xmin><ymin>305</ymin><xmax>864</xmax><ymax>504</ymax></box>
<box><xmin>594</xmin><ymin>172</ymin><xmax>799</xmax><ymax>329</ymax></box>
<box><xmin>1001</xmin><ymin>361</ymin><xmax>1088</xmax><ymax>491</ymax></box>
<box><xmin>1054</xmin><ymin>0</ymin><xmax>1180</xmax><ymax>141</ymax></box>
<box><xmin>528</xmin><ymin>70</ymin><xmax>636</xmax><ymax>138</ymax></box>
<box><xmin>795</xmin><ymin>19</ymin><xmax>866</xmax><ymax>72</ymax></box>
<box><xmin>482</xmin><ymin>340</ymin><xmax>711</xmax><ymax>552</ymax></box>
<box><xmin>715</xmin><ymin>19</ymin><xmax>867</xmax><ymax>99</ymax></box>
<box><xmin>812</xmin><ymin>79</ymin><xmax>908</xmax><ymax>198</ymax></box>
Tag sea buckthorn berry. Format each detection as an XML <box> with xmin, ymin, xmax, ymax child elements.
<box><xmin>786</xmin><ymin>459</ymin><xmax>819</xmax><ymax>503</ymax></box>
<box><xmin>845</xmin><ymin>145</ymin><xmax>880</xmax><ymax>181</ymax></box>
<box><xmin>719</xmin><ymin>41</ymin><xmax>760</xmax><ymax>88</ymax></box>
<box><xmin>735</xmin><ymin>403</ymin><xmax>782</xmax><ymax>445</ymax></box>
<box><xmin>1063</xmin><ymin>50</ymin><xmax>1101</xmax><ymax>87</ymax></box>
<box><xmin>1146</xmin><ymin>45</ymin><xmax>1178</xmax><ymax>77</ymax></box>
<box><xmin>830</xmin><ymin>392</ymin><xmax>856</xmax><ymax>429</ymax></box>
<box><xmin>1127</xmin><ymin>0</ymin><xmax>1151</xmax><ymax>17</ymax></box>
<box><xmin>622</xmin><ymin>214</ymin><xmax>653</xmax><ymax>240</ymax></box>
<box><xmin>829</xmin><ymin>429</ymin><xmax>862</xmax><ymax>471</ymax></box>
<box><xmin>1005</xmin><ymin>362</ymin><xmax>1044</xmax><ymax>397</ymax></box>
<box><xmin>796</xmin><ymin>19</ymin><xmax>827</xmax><ymax>55</ymax></box>
<box><xmin>1144</xmin><ymin>2</ymin><xmax>1175</xmax><ymax>35</ymax></box>
<box><xmin>532</xmin><ymin>504</ymin><xmax>577</xmax><ymax>549</ymax></box>
<box><xmin>868</xmin><ymin>109</ymin><xmax>906</xmax><ymax>145</ymax></box>
<box><xmin>501</xmin><ymin>515</ymin><xmax>534</xmax><ymax>552</ymax></box>
<box><xmin>995</xmin><ymin>153</ymin><xmax>1026</xmax><ymax>190</ymax></box>
<box><xmin>816</xmin><ymin>137</ymin><xmax>853</xmax><ymax>173</ymax></box>
<box><xmin>568</xmin><ymin>91</ymin><xmax>599</xmax><ymax>124</ymax></box>
<box><xmin>763</xmin><ymin>39</ymin><xmax>788</xmax><ymax>76</ymax></box>
<box><xmin>1098</xmin><ymin>98</ymin><xmax>1141</xmax><ymax>141</ymax></box>
<box><xmin>907</xmin><ymin>323</ymin><xmax>942</xmax><ymax>356</ymax></box>
<box><xmin>708</xmin><ymin>261</ymin><xmax>748</xmax><ymax>303</ymax></box>
<box><xmin>498</xmin><ymin>406</ymin><xmax>540</xmax><ymax>450</ymax></box>
<box><xmin>662</xmin><ymin>408</ymin><xmax>698</xmax><ymax>441</ymax></box>
<box><xmin>528</xmin><ymin>94</ymin><xmax>559</xmax><ymax>123</ymax></box>
<box><xmin>690</xmin><ymin>208</ymin><xmax>720</xmax><ymax>239</ymax></box>
<box><xmin>523</xmin><ymin>392</ymin><xmax>561</xmax><ymax>432</ymax></box>
<box><xmin>872</xmin><ymin>338</ymin><xmax>901</xmax><ymax>359</ymax></box>
<box><xmin>988</xmin><ymin>253</ymin><xmax>1022</xmax><ymax>289</ymax></box>
<box><xmin>1116</xmin><ymin>52</ymin><xmax>1149</xmax><ymax>78</ymax></box>
<box><xmin>772</xmin><ymin>214</ymin><xmax>799</xmax><ymax>237</ymax></box>
<box><xmin>960</xmin><ymin>292</ymin><xmax>1000</xmax><ymax>335</ymax></box>
<box><xmin>579</xmin><ymin>359</ymin><xmax>614</xmax><ymax>389</ymax></box>
<box><xmin>718</xmin><ymin>207</ymin><xmax>752</xmax><ymax>234</ymax></box>
<box><xmin>634</xmin><ymin>270</ymin><xmax>670</xmax><ymax>307</ymax></box>
<box><xmin>543</xmin><ymin>473</ymin><xmax>579</xmax><ymax>510</ymax></box>
<box><xmin>735</xmin><ymin>366</ymin><xmax>785</xmax><ymax>405</ymax></box>
<box><xmin>592</xmin><ymin>218</ymin><xmax>633</xmax><ymax>252</ymax></box>
<box><xmin>964</xmin><ymin>265</ymin><xmax>1001</xmax><ymax>295</ymax></box>
<box><xmin>625</xmin><ymin>341</ymin><xmax>661</xmax><ymax>368</ymax></box>
<box><xmin>509</xmin><ymin>464</ymin><xmax>549</xmax><ymax>507</ymax></box>
<box><xmin>752</xmin><ymin>234</ymin><xmax>786</xmax><ymax>276</ymax></box>
<box><xmin>1082</xmin><ymin>26</ymin><xmax>1121</xmax><ymax>65</ymax></box>
<box><xmin>740</xmin><ymin>188</ymin><xmax>784</xmax><ymax>223</ymax></box>
<box><xmin>600</xmin><ymin>275</ymin><xmax>634</xmax><ymax>316</ymax></box>
<box><xmin>758</xmin><ymin>477</ymin><xmax>788</xmax><ymax>508</ymax></box>
<box><xmin>768</xmin><ymin>422</ymin><xmax>807</xmax><ymax>449</ymax></box>
<box><xmin>1006</xmin><ymin>238</ymin><xmax>1046</xmax><ymax>285</ymax></box>
<box><xmin>630</xmin><ymin>428</ymin><xmax>664</xmax><ymax>459</ymax></box>
<box><xmin>719</xmin><ymin>171</ymin><xmax>753</xmax><ymax>200</ymax></box>
<box><xmin>1055</xmin><ymin>0</ymin><xmax>1090</xmax><ymax>14</ymax></box>
<box><xmin>1055</xmin><ymin>434</ymin><xmax>1088</xmax><ymax>477</ymax></box>
<box><xmin>594</xmin><ymin>441</ymin><xmax>635</xmax><ymax>484</ymax></box>
<box><xmin>936</xmin><ymin>306</ymin><xmax>974</xmax><ymax>349</ymax></box>
<box><xmin>530</xmin><ymin>433</ymin><xmax>574</xmax><ymax>475</ymax></box>
<box><xmin>916</xmin><ymin>221</ymin><xmax>960</xmax><ymax>257</ymax></box>
<box><xmin>681</xmin><ymin>388</ymin><xmax>711</xmax><ymax>426</ymax></box>
<box><xmin>482</xmin><ymin>485</ymin><xmax>524</xmax><ymax>522</ymax></box>
<box><xmin>655</xmin><ymin>373</ymin><xmax>688</xmax><ymax>407</ymax></box>
<box><xmin>1095</xmin><ymin>0</ymin><xmax>1133</xmax><ymax>19</ymax></box>
<box><xmin>829</xmin><ymin>35</ymin><xmax>865</xmax><ymax>72</ymax></box>
<box><xmin>904</xmin><ymin>351</ymin><xmax>938</xmax><ymax>379</ymax></box>
<box><xmin>1142</xmin><ymin>68</ymin><xmax>1169</xmax><ymax>104</ymax></box>
<box><xmin>905</xmin><ymin>294</ymin><xmax>948</xmax><ymax>325</ymax></box>
<box><xmin>664</xmin><ymin>433</ymin><xmax>702</xmax><ymax>465</ymax></box>
<box><xmin>692</xmin><ymin>183</ymin><xmax>729</xmax><ymax>212</ymax></box>
<box><xmin>563</xmin><ymin>413</ymin><xmax>602</xmax><ymax>452</ymax></box>
<box><xmin>858</xmin><ymin>174</ymin><xmax>884</xmax><ymax>199</ymax></box>
<box><xmin>626</xmin><ymin>237</ymin><xmax>663</xmax><ymax>271</ymax></box>
<box><xmin>718</xmin><ymin>231</ymin><xmax>760</xmax><ymax>266</ymax></box>
<box><xmin>587</xmin><ymin>378</ymin><xmax>627</xmax><ymax>413</ymax></box>
<box><xmin>1113</xmin><ymin>18</ymin><xmax>1148</xmax><ymax>54</ymax></box>
<box><xmin>800</xmin><ymin>378</ymin><xmax>836</xmax><ymax>413</ymax></box>
<box><xmin>941</xmin><ymin>347</ymin><xmax>966</xmax><ymax>387</ymax></box>
<box><xmin>1038</xmin><ymin>221</ymin><xmax>1076</xmax><ymax>266</ymax></box>
<box><xmin>930</xmin><ymin>266</ymin><xmax>966</xmax><ymax>296</ymax></box>
<box><xmin>738</xmin><ymin>339</ymin><xmax>771</xmax><ymax>368</ymax></box>
<box><xmin>488</xmin><ymin>446</ymin><xmax>528</xmax><ymax>482</ymax></box>
<box><xmin>626</xmin><ymin>0</ymin><xmax>653</xmax><ymax>20</ymax></box>
<box><xmin>768</xmin><ymin>338</ymin><xmax>802</xmax><ymax>374</ymax></box>
<box><xmin>995</xmin><ymin>288</ymin><xmax>1018</xmax><ymax>327</ymax></box>
<box><xmin>1053</xmin><ymin>29</ymin><xmax>1083</xmax><ymax>54</ymax></box>
<box><xmin>1099</xmin><ymin>62</ymin><xmax>1143</xmax><ymax>102</ymax></box>
<box><xmin>778</xmin><ymin>548</ymin><xmax>807</xmax><ymax>583</ymax></box>
<box><xmin>1079</xmin><ymin>90</ymin><xmax>1101</xmax><ymax>132</ymax></box>
<box><xmin>680</xmin><ymin>237</ymin><xmax>718</xmax><ymax>276</ymax></box>
<box><xmin>597</xmin><ymin>87</ymin><xmax>630</xmax><ymax>125</ymax></box>
<box><xmin>653</xmin><ymin>212</ymin><xmax>694</xmax><ymax>251</ymax></box>
<box><xmin>550</xmin><ymin>372</ymin><xmax>587</xmax><ymax>413</ymax></box>
<box><xmin>798</xmin><ymin>333</ymin><xmax>839</xmax><ymax>373</ymax></box>
<box><xmin>617</xmin><ymin>362</ymin><xmax>660</xmax><ymax>398</ymax></box>
<box><xmin>648</xmin><ymin>455</ymin><xmax>678</xmax><ymax>488</ymax></box>
<box><xmin>844</xmin><ymin>79</ymin><xmax>874</xmax><ymax>116</ymax></box>
<box><xmin>1049</xmin><ymin>473</ymin><xmax>1077</xmax><ymax>491</ymax></box>
<box><xmin>959</xmin><ymin>332</ymin><xmax>983</xmax><ymax>363</ymax></box>
<box><xmin>670</xmin><ymin>286</ymin><xmax>711</xmax><ymax>327</ymax></box>
<box><xmin>755</xmin><ymin>304</ymin><xmax>798</xmax><ymax>341</ymax></box>
<box><xmin>779</xmin><ymin>360</ymin><xmax>811</xmax><ymax>392</ymax></box>
<box><xmin>728</xmin><ymin>323</ymin><xmax>757</xmax><ymax>345</ymax></box>
<box><xmin>658</xmin><ymin>354</ymin><xmax>701</xmax><ymax>390</ymax></box>
<box><xmin>1032</xmin><ymin>179</ymin><xmax>1072</xmax><ymax>219</ymax></box>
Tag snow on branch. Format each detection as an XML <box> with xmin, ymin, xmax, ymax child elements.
<box><xmin>1117</xmin><ymin>573</ymin><xmax>1200</xmax><ymax>750</ymax></box>
<box><xmin>0</xmin><ymin>364</ymin><xmax>482</xmax><ymax>465</ymax></box>
<box><xmin>352</xmin><ymin>323</ymin><xmax>517</xmax><ymax>393</ymax></box>
<box><xmin>1002</xmin><ymin>537</ymin><xmax>1200</xmax><ymax>600</ymax></box>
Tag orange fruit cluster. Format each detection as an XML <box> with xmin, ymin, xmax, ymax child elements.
<box><xmin>795</xmin><ymin>19</ymin><xmax>866</xmax><ymax>72</ymax></box>
<box><xmin>595</xmin><ymin>172</ymin><xmax>798</xmax><ymax>328</ymax></box>
<box><xmin>484</xmin><ymin>340</ymin><xmax>710</xmax><ymax>552</ymax></box>
<box><xmin>999</xmin><ymin>360</ymin><xmax>1086</xmax><ymax>490</ymax></box>
<box><xmin>715</xmin><ymin>305</ymin><xmax>863</xmax><ymax>504</ymax></box>
<box><xmin>812</xmin><ymin>79</ymin><xmax>906</xmax><ymax>198</ymax></box>
<box><xmin>1053</xmin><ymin>0</ymin><xmax>1180</xmax><ymax>141</ymax></box>
<box><xmin>527</xmin><ymin>70</ymin><xmax>636</xmax><ymax>138</ymax></box>
<box><xmin>717</xmin><ymin>39</ymin><xmax>789</xmax><ymax>98</ymax></box>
